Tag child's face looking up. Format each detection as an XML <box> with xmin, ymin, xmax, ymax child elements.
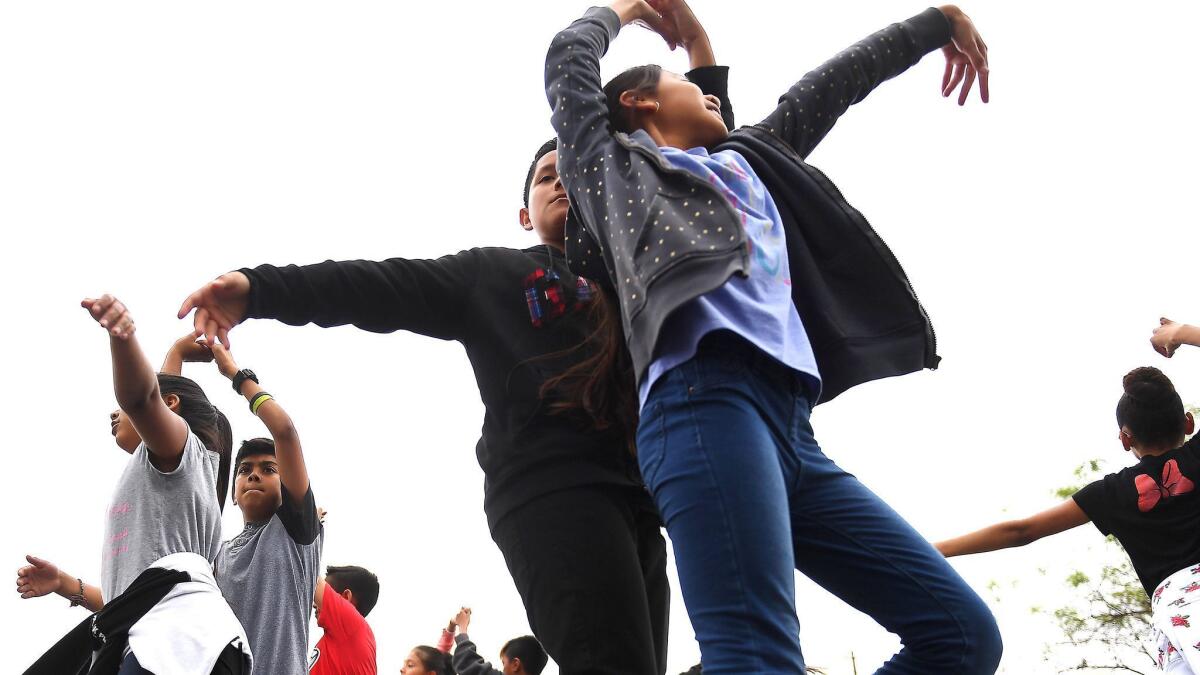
<box><xmin>233</xmin><ymin>454</ymin><xmax>283</xmax><ymax>520</ymax></box>
<box><xmin>521</xmin><ymin>151</ymin><xmax>568</xmax><ymax>245</ymax></box>
<box><xmin>643</xmin><ymin>71</ymin><xmax>728</xmax><ymax>149</ymax></box>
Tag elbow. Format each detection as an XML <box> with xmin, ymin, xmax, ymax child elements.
<box><xmin>117</xmin><ymin>387</ymin><xmax>160</xmax><ymax>416</ymax></box>
<box><xmin>272</xmin><ymin>419</ymin><xmax>300</xmax><ymax>446</ymax></box>
<box><xmin>1008</xmin><ymin>520</ymin><xmax>1038</xmax><ymax>547</ymax></box>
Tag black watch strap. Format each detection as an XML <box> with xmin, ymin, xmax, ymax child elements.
<box><xmin>232</xmin><ymin>369</ymin><xmax>258</xmax><ymax>393</ymax></box>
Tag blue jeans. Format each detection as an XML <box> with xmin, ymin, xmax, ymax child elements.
<box><xmin>637</xmin><ymin>332</ymin><xmax>1002</xmax><ymax>674</ymax></box>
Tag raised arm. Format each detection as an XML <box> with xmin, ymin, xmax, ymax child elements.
<box><xmin>451</xmin><ymin>606</ymin><xmax>503</xmax><ymax>675</ymax></box>
<box><xmin>83</xmin><ymin>295</ymin><xmax>189</xmax><ymax>471</ymax></box>
<box><xmin>653</xmin><ymin>0</ymin><xmax>736</xmax><ymax>130</ymax></box>
<box><xmin>177</xmin><ymin>252</ymin><xmax>483</xmax><ymax>348</ymax></box>
<box><xmin>1152</xmin><ymin>317</ymin><xmax>1200</xmax><ymax>358</ymax></box>
<box><xmin>212</xmin><ymin>343</ymin><xmax>310</xmax><ymax>503</ymax></box>
<box><xmin>935</xmin><ymin>500</ymin><xmax>1090</xmax><ymax>558</ymax></box>
<box><xmin>15</xmin><ymin>555</ymin><xmax>104</xmax><ymax>612</ymax></box>
<box><xmin>757</xmin><ymin>5</ymin><xmax>987</xmax><ymax>159</ymax></box>
<box><xmin>160</xmin><ymin>333</ymin><xmax>214</xmax><ymax>376</ymax></box>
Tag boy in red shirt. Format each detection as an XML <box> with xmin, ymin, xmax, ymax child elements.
<box><xmin>309</xmin><ymin>565</ymin><xmax>380</xmax><ymax>675</ymax></box>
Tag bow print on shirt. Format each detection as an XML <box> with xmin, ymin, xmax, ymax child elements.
<box><xmin>1136</xmin><ymin>459</ymin><xmax>1195</xmax><ymax>512</ymax></box>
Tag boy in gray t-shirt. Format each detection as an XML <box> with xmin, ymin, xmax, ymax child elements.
<box><xmin>210</xmin><ymin>344</ymin><xmax>323</xmax><ymax>675</ymax></box>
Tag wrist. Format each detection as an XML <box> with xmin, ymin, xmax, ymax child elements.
<box><xmin>610</xmin><ymin>0</ymin><xmax>640</xmax><ymax>25</ymax></box>
<box><xmin>54</xmin><ymin>570</ymin><xmax>73</xmax><ymax>597</ymax></box>
<box><xmin>1178</xmin><ymin>325</ymin><xmax>1200</xmax><ymax>349</ymax></box>
<box><xmin>938</xmin><ymin>5</ymin><xmax>963</xmax><ymax>26</ymax></box>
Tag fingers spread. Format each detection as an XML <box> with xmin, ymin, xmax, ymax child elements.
<box><xmin>178</xmin><ymin>293</ymin><xmax>198</xmax><ymax>320</ymax></box>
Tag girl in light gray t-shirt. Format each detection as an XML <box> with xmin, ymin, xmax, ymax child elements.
<box><xmin>16</xmin><ymin>297</ymin><xmax>251</xmax><ymax>675</ymax></box>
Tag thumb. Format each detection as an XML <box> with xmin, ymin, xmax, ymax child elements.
<box><xmin>25</xmin><ymin>555</ymin><xmax>47</xmax><ymax>568</ymax></box>
<box><xmin>1161</xmin><ymin>317</ymin><xmax>1174</xmax><ymax>326</ymax></box>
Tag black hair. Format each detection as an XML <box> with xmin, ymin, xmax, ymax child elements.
<box><xmin>157</xmin><ymin>374</ymin><xmax>232</xmax><ymax>509</ymax></box>
<box><xmin>523</xmin><ymin>138</ymin><xmax>559</xmax><ymax>208</ymax></box>
<box><xmin>325</xmin><ymin>565</ymin><xmax>380</xmax><ymax>618</ymax></box>
<box><xmin>500</xmin><ymin>636</ymin><xmax>547</xmax><ymax>674</ymax></box>
<box><xmin>234</xmin><ymin>437</ymin><xmax>276</xmax><ymax>465</ymax></box>
<box><xmin>1116</xmin><ymin>367</ymin><xmax>1187</xmax><ymax>449</ymax></box>
<box><xmin>603</xmin><ymin>64</ymin><xmax>663</xmax><ymax>134</ymax></box>
<box><xmin>411</xmin><ymin>645</ymin><xmax>456</xmax><ymax>674</ymax></box>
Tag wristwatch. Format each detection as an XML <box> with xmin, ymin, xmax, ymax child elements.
<box><xmin>232</xmin><ymin>369</ymin><xmax>259</xmax><ymax>393</ymax></box>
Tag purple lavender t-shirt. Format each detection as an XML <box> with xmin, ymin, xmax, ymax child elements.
<box><xmin>638</xmin><ymin>146</ymin><xmax>821</xmax><ymax>407</ymax></box>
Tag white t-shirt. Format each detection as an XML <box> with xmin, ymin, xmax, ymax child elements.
<box><xmin>125</xmin><ymin>552</ymin><xmax>252</xmax><ymax>675</ymax></box>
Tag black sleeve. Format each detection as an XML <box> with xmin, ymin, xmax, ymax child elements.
<box><xmin>1071</xmin><ymin>478</ymin><xmax>1112</xmax><ymax>537</ymax></box>
<box><xmin>452</xmin><ymin>634</ymin><xmax>503</xmax><ymax>675</ymax></box>
<box><xmin>564</xmin><ymin>208</ymin><xmax>613</xmax><ymax>289</ymax></box>
<box><xmin>277</xmin><ymin>484</ymin><xmax>321</xmax><ymax>546</ymax></box>
<box><xmin>756</xmin><ymin>7</ymin><xmax>951</xmax><ymax>158</ymax></box>
<box><xmin>241</xmin><ymin>250</ymin><xmax>483</xmax><ymax>342</ymax></box>
<box><xmin>686</xmin><ymin>65</ymin><xmax>735</xmax><ymax>131</ymax></box>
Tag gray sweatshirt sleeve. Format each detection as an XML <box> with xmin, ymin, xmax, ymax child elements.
<box><xmin>756</xmin><ymin>7</ymin><xmax>952</xmax><ymax>158</ymax></box>
<box><xmin>452</xmin><ymin>634</ymin><xmax>503</xmax><ymax>675</ymax></box>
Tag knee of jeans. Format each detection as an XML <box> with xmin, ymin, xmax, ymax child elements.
<box><xmin>963</xmin><ymin>600</ymin><xmax>1003</xmax><ymax>674</ymax></box>
<box><xmin>912</xmin><ymin>594</ymin><xmax>1003</xmax><ymax>674</ymax></box>
<box><xmin>945</xmin><ymin>596</ymin><xmax>1003</xmax><ymax>674</ymax></box>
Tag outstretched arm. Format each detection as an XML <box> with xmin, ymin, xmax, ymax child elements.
<box><xmin>83</xmin><ymin>295</ymin><xmax>188</xmax><ymax>471</ymax></box>
<box><xmin>935</xmin><ymin>500</ymin><xmax>1090</xmax><ymax>557</ymax></box>
<box><xmin>212</xmin><ymin>343</ymin><xmax>310</xmax><ymax>502</ymax></box>
<box><xmin>177</xmin><ymin>252</ymin><xmax>483</xmax><ymax>348</ymax></box>
<box><xmin>1152</xmin><ymin>318</ymin><xmax>1200</xmax><ymax>358</ymax></box>
<box><xmin>15</xmin><ymin>555</ymin><xmax>104</xmax><ymax>612</ymax></box>
<box><xmin>757</xmin><ymin>5</ymin><xmax>987</xmax><ymax>159</ymax></box>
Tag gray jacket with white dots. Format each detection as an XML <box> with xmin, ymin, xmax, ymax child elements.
<box><xmin>547</xmin><ymin>6</ymin><xmax>953</xmax><ymax>403</ymax></box>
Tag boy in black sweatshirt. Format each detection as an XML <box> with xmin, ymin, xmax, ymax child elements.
<box><xmin>176</xmin><ymin>11</ymin><xmax>733</xmax><ymax>669</ymax></box>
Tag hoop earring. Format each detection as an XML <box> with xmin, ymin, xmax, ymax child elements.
<box><xmin>654</xmin><ymin>101</ymin><xmax>660</xmax><ymax>112</ymax></box>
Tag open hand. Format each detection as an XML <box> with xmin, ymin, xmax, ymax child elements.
<box><xmin>645</xmin><ymin>0</ymin><xmax>705</xmax><ymax>51</ymax></box>
<box><xmin>177</xmin><ymin>272</ymin><xmax>251</xmax><ymax>348</ymax></box>
<box><xmin>16</xmin><ymin>555</ymin><xmax>61</xmax><ymax>600</ymax></box>
<box><xmin>82</xmin><ymin>295</ymin><xmax>136</xmax><ymax>340</ymax></box>
<box><xmin>939</xmin><ymin>5</ymin><xmax>989</xmax><ymax>105</ymax></box>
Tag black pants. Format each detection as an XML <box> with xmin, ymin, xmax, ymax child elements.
<box><xmin>117</xmin><ymin>643</ymin><xmax>248</xmax><ymax>675</ymax></box>
<box><xmin>492</xmin><ymin>485</ymin><xmax>670</xmax><ymax>675</ymax></box>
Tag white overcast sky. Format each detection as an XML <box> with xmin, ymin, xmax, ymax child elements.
<box><xmin>3</xmin><ymin>1</ymin><xmax>1199</xmax><ymax>673</ymax></box>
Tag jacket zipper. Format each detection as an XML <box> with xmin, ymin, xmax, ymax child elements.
<box><xmin>744</xmin><ymin>127</ymin><xmax>939</xmax><ymax>365</ymax></box>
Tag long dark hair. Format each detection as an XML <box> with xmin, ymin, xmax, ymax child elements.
<box><xmin>539</xmin><ymin>289</ymin><xmax>638</xmax><ymax>455</ymax></box>
<box><xmin>1116</xmin><ymin>367</ymin><xmax>1187</xmax><ymax>449</ymax></box>
<box><xmin>157</xmin><ymin>373</ymin><xmax>232</xmax><ymax>509</ymax></box>
<box><xmin>411</xmin><ymin>646</ymin><xmax>455</xmax><ymax>674</ymax></box>
<box><xmin>603</xmin><ymin>64</ymin><xmax>663</xmax><ymax>134</ymax></box>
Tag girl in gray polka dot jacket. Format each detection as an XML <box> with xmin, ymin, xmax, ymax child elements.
<box><xmin>546</xmin><ymin>1</ymin><xmax>999</xmax><ymax>672</ymax></box>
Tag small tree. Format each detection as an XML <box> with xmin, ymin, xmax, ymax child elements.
<box><xmin>1038</xmin><ymin>460</ymin><xmax>1153</xmax><ymax>673</ymax></box>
